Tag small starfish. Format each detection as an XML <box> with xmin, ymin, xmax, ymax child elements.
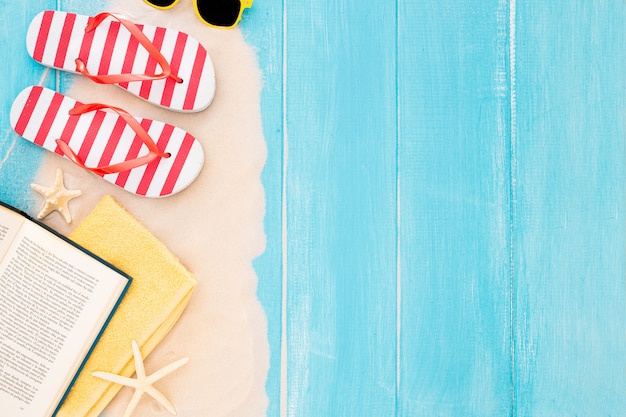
<box><xmin>30</xmin><ymin>168</ymin><xmax>82</xmax><ymax>223</ymax></box>
<box><xmin>93</xmin><ymin>340</ymin><xmax>189</xmax><ymax>417</ymax></box>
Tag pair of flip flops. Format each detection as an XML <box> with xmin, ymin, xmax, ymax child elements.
<box><xmin>10</xmin><ymin>11</ymin><xmax>213</xmax><ymax>197</ymax></box>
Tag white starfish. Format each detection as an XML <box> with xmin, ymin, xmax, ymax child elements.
<box><xmin>30</xmin><ymin>168</ymin><xmax>82</xmax><ymax>223</ymax></box>
<box><xmin>93</xmin><ymin>340</ymin><xmax>189</xmax><ymax>417</ymax></box>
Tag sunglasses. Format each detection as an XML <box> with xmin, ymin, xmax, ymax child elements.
<box><xmin>144</xmin><ymin>0</ymin><xmax>253</xmax><ymax>29</ymax></box>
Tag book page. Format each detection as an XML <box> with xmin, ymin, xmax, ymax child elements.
<box><xmin>0</xmin><ymin>205</ymin><xmax>25</xmax><ymax>263</ymax></box>
<box><xmin>0</xmin><ymin>220</ymin><xmax>129</xmax><ymax>417</ymax></box>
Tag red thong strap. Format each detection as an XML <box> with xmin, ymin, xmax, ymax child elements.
<box><xmin>56</xmin><ymin>103</ymin><xmax>171</xmax><ymax>176</ymax></box>
<box><xmin>74</xmin><ymin>12</ymin><xmax>183</xmax><ymax>84</ymax></box>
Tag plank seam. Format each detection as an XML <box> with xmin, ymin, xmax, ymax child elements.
<box><xmin>395</xmin><ymin>0</ymin><xmax>401</xmax><ymax>410</ymax></box>
<box><xmin>508</xmin><ymin>0</ymin><xmax>518</xmax><ymax>416</ymax></box>
<box><xmin>280</xmin><ymin>0</ymin><xmax>288</xmax><ymax>415</ymax></box>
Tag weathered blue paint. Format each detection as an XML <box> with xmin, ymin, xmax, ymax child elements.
<box><xmin>514</xmin><ymin>1</ymin><xmax>626</xmax><ymax>415</ymax></box>
<box><xmin>282</xmin><ymin>0</ymin><xmax>398</xmax><ymax>415</ymax></box>
<box><xmin>398</xmin><ymin>1</ymin><xmax>513</xmax><ymax>415</ymax></box>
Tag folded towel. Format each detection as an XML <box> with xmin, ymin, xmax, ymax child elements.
<box><xmin>57</xmin><ymin>195</ymin><xmax>196</xmax><ymax>417</ymax></box>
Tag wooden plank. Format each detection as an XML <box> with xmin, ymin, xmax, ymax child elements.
<box><xmin>284</xmin><ymin>0</ymin><xmax>398</xmax><ymax>415</ymax></box>
<box><xmin>514</xmin><ymin>1</ymin><xmax>626</xmax><ymax>415</ymax></box>
<box><xmin>243</xmin><ymin>0</ymin><xmax>285</xmax><ymax>416</ymax></box>
<box><xmin>398</xmin><ymin>1</ymin><xmax>513</xmax><ymax>415</ymax></box>
<box><xmin>0</xmin><ymin>1</ymin><xmax>57</xmax><ymax>210</ymax></box>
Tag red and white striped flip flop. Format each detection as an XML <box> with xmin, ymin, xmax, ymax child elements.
<box><xmin>10</xmin><ymin>86</ymin><xmax>204</xmax><ymax>197</ymax></box>
<box><xmin>26</xmin><ymin>10</ymin><xmax>216</xmax><ymax>113</ymax></box>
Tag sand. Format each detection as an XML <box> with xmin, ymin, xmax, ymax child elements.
<box><xmin>30</xmin><ymin>1</ymin><xmax>270</xmax><ymax>416</ymax></box>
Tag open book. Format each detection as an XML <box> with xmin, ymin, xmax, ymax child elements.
<box><xmin>0</xmin><ymin>201</ymin><xmax>131</xmax><ymax>417</ymax></box>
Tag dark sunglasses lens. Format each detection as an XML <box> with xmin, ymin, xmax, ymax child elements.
<box><xmin>197</xmin><ymin>0</ymin><xmax>242</xmax><ymax>27</ymax></box>
<box><xmin>147</xmin><ymin>0</ymin><xmax>178</xmax><ymax>6</ymax></box>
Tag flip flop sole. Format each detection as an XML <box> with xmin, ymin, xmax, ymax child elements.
<box><xmin>10</xmin><ymin>86</ymin><xmax>204</xmax><ymax>197</ymax></box>
<box><xmin>27</xmin><ymin>10</ymin><xmax>216</xmax><ymax>113</ymax></box>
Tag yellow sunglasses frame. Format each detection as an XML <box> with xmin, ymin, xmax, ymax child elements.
<box><xmin>195</xmin><ymin>0</ymin><xmax>253</xmax><ymax>29</ymax></box>
<box><xmin>143</xmin><ymin>0</ymin><xmax>253</xmax><ymax>29</ymax></box>
<box><xmin>143</xmin><ymin>0</ymin><xmax>180</xmax><ymax>10</ymax></box>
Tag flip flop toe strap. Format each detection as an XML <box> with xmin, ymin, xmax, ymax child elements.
<box><xmin>74</xmin><ymin>12</ymin><xmax>183</xmax><ymax>84</ymax></box>
<box><xmin>56</xmin><ymin>103</ymin><xmax>171</xmax><ymax>176</ymax></box>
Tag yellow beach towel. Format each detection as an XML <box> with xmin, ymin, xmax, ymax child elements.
<box><xmin>57</xmin><ymin>195</ymin><xmax>196</xmax><ymax>417</ymax></box>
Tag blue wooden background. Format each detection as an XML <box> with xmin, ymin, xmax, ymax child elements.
<box><xmin>1</xmin><ymin>0</ymin><xmax>626</xmax><ymax>416</ymax></box>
